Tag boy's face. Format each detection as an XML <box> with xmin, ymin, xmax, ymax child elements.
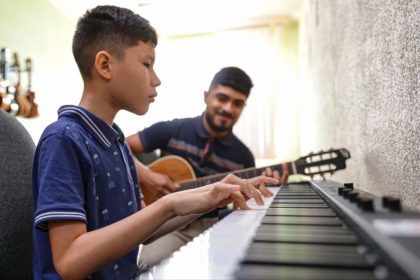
<box><xmin>204</xmin><ymin>85</ymin><xmax>247</xmax><ymax>132</ymax></box>
<box><xmin>109</xmin><ymin>41</ymin><xmax>161</xmax><ymax>115</ymax></box>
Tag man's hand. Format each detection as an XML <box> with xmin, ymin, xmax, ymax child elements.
<box><xmin>134</xmin><ymin>159</ymin><xmax>179</xmax><ymax>203</ymax></box>
<box><xmin>127</xmin><ymin>133</ymin><xmax>179</xmax><ymax>202</ymax></box>
<box><xmin>262</xmin><ymin>163</ymin><xmax>289</xmax><ymax>184</ymax></box>
<box><xmin>143</xmin><ymin>168</ymin><xmax>179</xmax><ymax>195</ymax></box>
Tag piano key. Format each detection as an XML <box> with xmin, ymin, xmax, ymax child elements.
<box><xmin>269</xmin><ymin>203</ymin><xmax>329</xmax><ymax>208</ymax></box>
<box><xmin>235</xmin><ymin>264</ymin><xmax>376</xmax><ymax>280</ymax></box>
<box><xmin>272</xmin><ymin>199</ymin><xmax>326</xmax><ymax>204</ymax></box>
<box><xmin>253</xmin><ymin>231</ymin><xmax>357</xmax><ymax>244</ymax></box>
<box><xmin>242</xmin><ymin>243</ymin><xmax>372</xmax><ymax>268</ymax></box>
<box><xmin>243</xmin><ymin>242</ymin><xmax>363</xmax><ymax>256</ymax></box>
<box><xmin>256</xmin><ymin>224</ymin><xmax>352</xmax><ymax>236</ymax></box>
<box><xmin>262</xmin><ymin>215</ymin><xmax>343</xmax><ymax>226</ymax></box>
<box><xmin>265</xmin><ymin>208</ymin><xmax>336</xmax><ymax>216</ymax></box>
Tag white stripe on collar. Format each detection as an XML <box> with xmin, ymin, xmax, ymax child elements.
<box><xmin>58</xmin><ymin>107</ymin><xmax>112</xmax><ymax>148</ymax></box>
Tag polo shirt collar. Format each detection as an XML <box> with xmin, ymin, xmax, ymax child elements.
<box><xmin>58</xmin><ymin>105</ymin><xmax>124</xmax><ymax>149</ymax></box>
<box><xmin>196</xmin><ymin>114</ymin><xmax>235</xmax><ymax>146</ymax></box>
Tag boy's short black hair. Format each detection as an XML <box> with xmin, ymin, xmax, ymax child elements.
<box><xmin>209</xmin><ymin>67</ymin><xmax>253</xmax><ymax>96</ymax></box>
<box><xmin>72</xmin><ymin>5</ymin><xmax>157</xmax><ymax>78</ymax></box>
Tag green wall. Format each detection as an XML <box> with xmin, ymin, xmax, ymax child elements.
<box><xmin>0</xmin><ymin>0</ymin><xmax>81</xmax><ymax>143</ymax></box>
<box><xmin>0</xmin><ymin>0</ymin><xmax>74</xmax><ymax>63</ymax></box>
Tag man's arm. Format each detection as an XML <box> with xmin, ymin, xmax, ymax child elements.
<box><xmin>127</xmin><ymin>133</ymin><xmax>179</xmax><ymax>203</ymax></box>
<box><xmin>126</xmin><ymin>132</ymin><xmax>145</xmax><ymax>154</ymax></box>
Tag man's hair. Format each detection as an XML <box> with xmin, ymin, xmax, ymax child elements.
<box><xmin>72</xmin><ymin>5</ymin><xmax>158</xmax><ymax>78</ymax></box>
<box><xmin>209</xmin><ymin>67</ymin><xmax>253</xmax><ymax>96</ymax></box>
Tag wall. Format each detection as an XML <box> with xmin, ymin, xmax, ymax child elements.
<box><xmin>299</xmin><ymin>0</ymin><xmax>419</xmax><ymax>210</ymax></box>
<box><xmin>0</xmin><ymin>0</ymin><xmax>82</xmax><ymax>143</ymax></box>
<box><xmin>1</xmin><ymin>1</ymin><xmax>301</xmax><ymax>164</ymax></box>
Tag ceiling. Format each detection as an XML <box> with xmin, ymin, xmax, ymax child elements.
<box><xmin>48</xmin><ymin>0</ymin><xmax>302</xmax><ymax>36</ymax></box>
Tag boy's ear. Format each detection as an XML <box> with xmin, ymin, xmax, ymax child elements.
<box><xmin>94</xmin><ymin>51</ymin><xmax>112</xmax><ymax>80</ymax></box>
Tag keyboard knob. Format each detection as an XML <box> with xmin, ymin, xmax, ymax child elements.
<box><xmin>357</xmin><ymin>196</ymin><xmax>374</xmax><ymax>212</ymax></box>
<box><xmin>382</xmin><ymin>196</ymin><xmax>402</xmax><ymax>212</ymax></box>
<box><xmin>342</xmin><ymin>189</ymin><xmax>352</xmax><ymax>199</ymax></box>
<box><xmin>343</xmin><ymin>183</ymin><xmax>354</xmax><ymax>190</ymax></box>
<box><xmin>349</xmin><ymin>192</ymin><xmax>359</xmax><ymax>202</ymax></box>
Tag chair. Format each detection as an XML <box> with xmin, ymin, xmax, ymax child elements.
<box><xmin>0</xmin><ymin>109</ymin><xmax>35</xmax><ymax>279</ymax></box>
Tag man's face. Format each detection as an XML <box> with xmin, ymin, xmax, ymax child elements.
<box><xmin>109</xmin><ymin>41</ymin><xmax>161</xmax><ymax>115</ymax></box>
<box><xmin>204</xmin><ymin>84</ymin><xmax>247</xmax><ymax>133</ymax></box>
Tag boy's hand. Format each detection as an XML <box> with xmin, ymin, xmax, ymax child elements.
<box><xmin>221</xmin><ymin>174</ymin><xmax>278</xmax><ymax>204</ymax></box>
<box><xmin>168</xmin><ymin>182</ymin><xmax>246</xmax><ymax>216</ymax></box>
<box><xmin>168</xmin><ymin>174</ymin><xmax>279</xmax><ymax>216</ymax></box>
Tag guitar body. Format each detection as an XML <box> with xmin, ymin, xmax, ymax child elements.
<box><xmin>148</xmin><ymin>155</ymin><xmax>196</xmax><ymax>182</ymax></box>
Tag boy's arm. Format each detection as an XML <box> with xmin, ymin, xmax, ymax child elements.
<box><xmin>145</xmin><ymin>174</ymin><xmax>281</xmax><ymax>243</ymax></box>
<box><xmin>142</xmin><ymin>214</ymin><xmax>200</xmax><ymax>244</ymax></box>
<box><xmin>49</xmin><ymin>196</ymin><xmax>174</xmax><ymax>279</ymax></box>
<box><xmin>140</xmin><ymin>198</ymin><xmax>200</xmax><ymax>244</ymax></box>
<box><xmin>48</xmin><ymin>175</ymin><xmax>278</xmax><ymax>279</ymax></box>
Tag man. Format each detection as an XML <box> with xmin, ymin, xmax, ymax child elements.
<box><xmin>127</xmin><ymin>67</ymin><xmax>287</xmax><ymax>267</ymax></box>
<box><xmin>31</xmin><ymin>6</ymin><xmax>278</xmax><ymax>279</ymax></box>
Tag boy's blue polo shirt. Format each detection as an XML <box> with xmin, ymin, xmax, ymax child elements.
<box><xmin>139</xmin><ymin>115</ymin><xmax>255</xmax><ymax>178</ymax></box>
<box><xmin>32</xmin><ymin>105</ymin><xmax>142</xmax><ymax>280</ymax></box>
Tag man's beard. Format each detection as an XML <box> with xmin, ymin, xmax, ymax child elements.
<box><xmin>205</xmin><ymin>111</ymin><xmax>233</xmax><ymax>132</ymax></box>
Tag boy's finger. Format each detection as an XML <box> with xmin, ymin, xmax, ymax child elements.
<box><xmin>250</xmin><ymin>176</ymin><xmax>279</xmax><ymax>186</ymax></box>
<box><xmin>231</xmin><ymin>191</ymin><xmax>251</xmax><ymax>210</ymax></box>
<box><xmin>258</xmin><ymin>182</ymin><xmax>273</xmax><ymax>196</ymax></box>
<box><xmin>213</xmin><ymin>183</ymin><xmax>241</xmax><ymax>194</ymax></box>
<box><xmin>249</xmin><ymin>183</ymin><xmax>264</xmax><ymax>205</ymax></box>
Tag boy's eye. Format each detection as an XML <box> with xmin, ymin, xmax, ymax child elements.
<box><xmin>144</xmin><ymin>63</ymin><xmax>151</xmax><ymax>68</ymax></box>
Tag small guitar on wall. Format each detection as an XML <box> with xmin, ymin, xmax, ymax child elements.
<box><xmin>142</xmin><ymin>148</ymin><xmax>351</xmax><ymax>205</ymax></box>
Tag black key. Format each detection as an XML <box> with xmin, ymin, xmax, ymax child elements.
<box><xmin>235</xmin><ymin>264</ymin><xmax>376</xmax><ymax>280</ymax></box>
<box><xmin>269</xmin><ymin>204</ymin><xmax>329</xmax><ymax>208</ymax></box>
<box><xmin>262</xmin><ymin>216</ymin><xmax>342</xmax><ymax>226</ymax></box>
<box><xmin>272</xmin><ymin>199</ymin><xmax>325</xmax><ymax>204</ymax></box>
<box><xmin>243</xmin><ymin>243</ymin><xmax>371</xmax><ymax>268</ymax></box>
<box><xmin>257</xmin><ymin>224</ymin><xmax>352</xmax><ymax>236</ymax></box>
<box><xmin>265</xmin><ymin>208</ymin><xmax>336</xmax><ymax>217</ymax></box>
<box><xmin>253</xmin><ymin>231</ymin><xmax>357</xmax><ymax>245</ymax></box>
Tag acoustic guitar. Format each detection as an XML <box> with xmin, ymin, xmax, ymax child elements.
<box><xmin>142</xmin><ymin>148</ymin><xmax>351</xmax><ymax>205</ymax></box>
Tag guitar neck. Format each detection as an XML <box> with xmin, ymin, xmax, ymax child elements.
<box><xmin>178</xmin><ymin>148</ymin><xmax>350</xmax><ymax>191</ymax></box>
<box><xmin>179</xmin><ymin>161</ymin><xmax>294</xmax><ymax>191</ymax></box>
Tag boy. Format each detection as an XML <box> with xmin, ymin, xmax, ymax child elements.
<box><xmin>32</xmin><ymin>5</ymin><xmax>278</xmax><ymax>280</ymax></box>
